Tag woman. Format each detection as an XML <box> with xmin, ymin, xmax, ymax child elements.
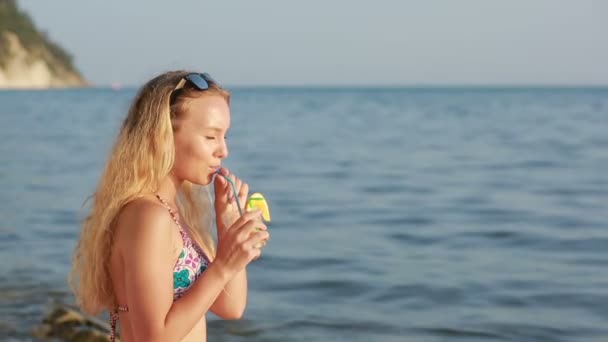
<box><xmin>69</xmin><ymin>71</ymin><xmax>269</xmax><ymax>341</ymax></box>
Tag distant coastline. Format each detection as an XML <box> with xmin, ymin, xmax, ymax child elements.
<box><xmin>0</xmin><ymin>0</ymin><xmax>87</xmax><ymax>89</ymax></box>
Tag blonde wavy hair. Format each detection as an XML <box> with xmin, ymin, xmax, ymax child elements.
<box><xmin>69</xmin><ymin>70</ymin><xmax>231</xmax><ymax>315</ymax></box>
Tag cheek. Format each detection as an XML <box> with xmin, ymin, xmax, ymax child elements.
<box><xmin>175</xmin><ymin>136</ymin><xmax>212</xmax><ymax>166</ymax></box>
<box><xmin>191</xmin><ymin>138</ymin><xmax>214</xmax><ymax>159</ymax></box>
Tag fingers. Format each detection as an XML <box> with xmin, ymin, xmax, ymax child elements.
<box><xmin>247</xmin><ymin>231</ymin><xmax>270</xmax><ymax>252</ymax></box>
<box><xmin>248</xmin><ymin>230</ymin><xmax>270</xmax><ymax>244</ymax></box>
<box><xmin>213</xmin><ymin>167</ymin><xmax>228</xmax><ymax>189</ymax></box>
<box><xmin>235</xmin><ymin>225</ymin><xmax>267</xmax><ymax>261</ymax></box>
<box><xmin>237</xmin><ymin>219</ymin><xmax>267</xmax><ymax>236</ymax></box>
<box><xmin>238</xmin><ymin>181</ymin><xmax>249</xmax><ymax>206</ymax></box>
<box><xmin>231</xmin><ymin>219</ymin><xmax>267</xmax><ymax>248</ymax></box>
<box><xmin>251</xmin><ymin>247</ymin><xmax>262</xmax><ymax>261</ymax></box>
<box><xmin>216</xmin><ymin>166</ymin><xmax>230</xmax><ymax>177</ymax></box>
<box><xmin>213</xmin><ymin>172</ymin><xmax>226</xmax><ymax>194</ymax></box>
<box><xmin>229</xmin><ymin>209</ymin><xmax>263</xmax><ymax>230</ymax></box>
<box><xmin>216</xmin><ymin>168</ymin><xmax>248</xmax><ymax>205</ymax></box>
<box><xmin>218</xmin><ymin>211</ymin><xmax>268</xmax><ymax>267</ymax></box>
<box><xmin>248</xmin><ymin>228</ymin><xmax>270</xmax><ymax>240</ymax></box>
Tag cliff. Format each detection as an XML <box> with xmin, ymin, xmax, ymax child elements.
<box><xmin>0</xmin><ymin>0</ymin><xmax>87</xmax><ymax>88</ymax></box>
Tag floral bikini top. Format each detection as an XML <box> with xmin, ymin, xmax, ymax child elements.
<box><xmin>109</xmin><ymin>194</ymin><xmax>210</xmax><ymax>341</ymax></box>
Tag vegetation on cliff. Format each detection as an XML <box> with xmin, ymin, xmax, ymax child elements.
<box><xmin>0</xmin><ymin>0</ymin><xmax>85</xmax><ymax>84</ymax></box>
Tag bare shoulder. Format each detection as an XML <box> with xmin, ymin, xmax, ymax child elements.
<box><xmin>114</xmin><ymin>196</ymin><xmax>175</xmax><ymax>251</ymax></box>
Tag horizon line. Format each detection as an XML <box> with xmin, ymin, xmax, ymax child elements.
<box><xmin>105</xmin><ymin>82</ymin><xmax>608</xmax><ymax>89</ymax></box>
<box><xmin>2</xmin><ymin>83</ymin><xmax>608</xmax><ymax>91</ymax></box>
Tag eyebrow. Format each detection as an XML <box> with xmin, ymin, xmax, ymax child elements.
<box><xmin>205</xmin><ymin>127</ymin><xmax>226</xmax><ymax>132</ymax></box>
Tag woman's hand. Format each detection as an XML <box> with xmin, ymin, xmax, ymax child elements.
<box><xmin>214</xmin><ymin>210</ymin><xmax>270</xmax><ymax>276</ymax></box>
<box><xmin>214</xmin><ymin>167</ymin><xmax>248</xmax><ymax>232</ymax></box>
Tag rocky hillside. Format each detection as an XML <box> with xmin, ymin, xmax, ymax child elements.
<box><xmin>0</xmin><ymin>0</ymin><xmax>87</xmax><ymax>88</ymax></box>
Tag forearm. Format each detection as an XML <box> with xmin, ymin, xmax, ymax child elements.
<box><xmin>214</xmin><ymin>222</ymin><xmax>249</xmax><ymax>317</ymax></box>
<box><xmin>215</xmin><ymin>268</ymin><xmax>248</xmax><ymax>317</ymax></box>
<box><xmin>212</xmin><ymin>211</ymin><xmax>254</xmax><ymax>318</ymax></box>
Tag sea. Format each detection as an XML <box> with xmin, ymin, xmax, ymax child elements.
<box><xmin>1</xmin><ymin>86</ymin><xmax>607</xmax><ymax>341</ymax></box>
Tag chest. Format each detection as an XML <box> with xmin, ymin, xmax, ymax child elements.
<box><xmin>172</xmin><ymin>229</ymin><xmax>210</xmax><ymax>299</ymax></box>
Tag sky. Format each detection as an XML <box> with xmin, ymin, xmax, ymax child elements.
<box><xmin>17</xmin><ymin>0</ymin><xmax>608</xmax><ymax>87</ymax></box>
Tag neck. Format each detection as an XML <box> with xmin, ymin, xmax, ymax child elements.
<box><xmin>156</xmin><ymin>172</ymin><xmax>182</xmax><ymax>206</ymax></box>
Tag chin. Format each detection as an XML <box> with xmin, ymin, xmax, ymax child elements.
<box><xmin>191</xmin><ymin>174</ymin><xmax>213</xmax><ymax>186</ymax></box>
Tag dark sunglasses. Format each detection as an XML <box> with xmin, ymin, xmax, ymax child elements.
<box><xmin>171</xmin><ymin>72</ymin><xmax>218</xmax><ymax>104</ymax></box>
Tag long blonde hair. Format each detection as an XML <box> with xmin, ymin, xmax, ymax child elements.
<box><xmin>69</xmin><ymin>70</ymin><xmax>231</xmax><ymax>315</ymax></box>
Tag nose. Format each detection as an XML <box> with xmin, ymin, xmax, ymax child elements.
<box><xmin>214</xmin><ymin>139</ymin><xmax>229</xmax><ymax>159</ymax></box>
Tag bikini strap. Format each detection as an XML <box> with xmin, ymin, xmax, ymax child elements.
<box><xmin>109</xmin><ymin>306</ymin><xmax>128</xmax><ymax>342</ymax></box>
<box><xmin>155</xmin><ymin>194</ymin><xmax>184</xmax><ymax>230</ymax></box>
<box><xmin>155</xmin><ymin>194</ymin><xmax>207</xmax><ymax>260</ymax></box>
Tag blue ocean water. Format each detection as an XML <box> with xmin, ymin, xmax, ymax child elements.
<box><xmin>0</xmin><ymin>86</ymin><xmax>607</xmax><ymax>341</ymax></box>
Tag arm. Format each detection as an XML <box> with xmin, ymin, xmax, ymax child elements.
<box><xmin>210</xmin><ymin>208</ymin><xmax>268</xmax><ymax>320</ymax></box>
<box><xmin>210</xmin><ymin>268</ymin><xmax>248</xmax><ymax>319</ymax></box>
<box><xmin>210</xmin><ymin>200</ymin><xmax>251</xmax><ymax>319</ymax></box>
<box><xmin>211</xmin><ymin>169</ymin><xmax>249</xmax><ymax>319</ymax></box>
<box><xmin>211</xmin><ymin>168</ymin><xmax>268</xmax><ymax>320</ymax></box>
<box><xmin>120</xmin><ymin>200</ymin><xmax>231</xmax><ymax>342</ymax></box>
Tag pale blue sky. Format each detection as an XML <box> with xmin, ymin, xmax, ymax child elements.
<box><xmin>19</xmin><ymin>0</ymin><xmax>608</xmax><ymax>86</ymax></box>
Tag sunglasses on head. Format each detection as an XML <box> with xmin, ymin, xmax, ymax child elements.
<box><xmin>171</xmin><ymin>72</ymin><xmax>218</xmax><ymax>104</ymax></box>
